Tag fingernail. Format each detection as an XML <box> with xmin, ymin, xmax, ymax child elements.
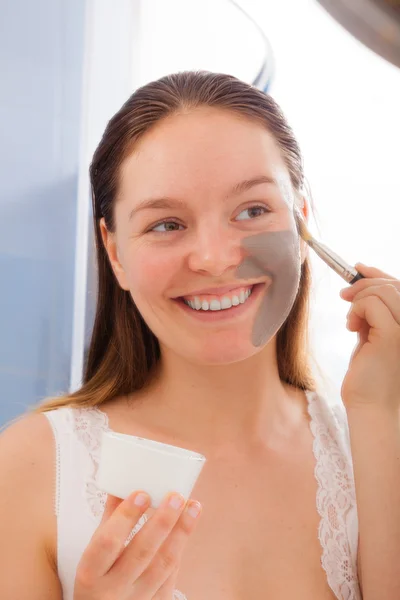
<box><xmin>340</xmin><ymin>288</ymin><xmax>350</xmax><ymax>297</ymax></box>
<box><xmin>168</xmin><ymin>493</ymin><xmax>185</xmax><ymax>510</ymax></box>
<box><xmin>134</xmin><ymin>492</ymin><xmax>149</xmax><ymax>506</ymax></box>
<box><xmin>186</xmin><ymin>500</ymin><xmax>202</xmax><ymax>519</ymax></box>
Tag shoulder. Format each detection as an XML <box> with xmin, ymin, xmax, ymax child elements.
<box><xmin>0</xmin><ymin>411</ymin><xmax>58</xmax><ymax>478</ymax></box>
<box><xmin>0</xmin><ymin>412</ymin><xmax>58</xmax><ymax>559</ymax></box>
<box><xmin>0</xmin><ymin>412</ymin><xmax>65</xmax><ymax>598</ymax></box>
<box><xmin>0</xmin><ymin>411</ymin><xmax>56</xmax><ymax>473</ymax></box>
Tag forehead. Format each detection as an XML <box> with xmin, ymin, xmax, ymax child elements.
<box><xmin>118</xmin><ymin>107</ymin><xmax>288</xmax><ymax>199</ymax></box>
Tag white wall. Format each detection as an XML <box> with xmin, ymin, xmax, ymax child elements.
<box><xmin>136</xmin><ymin>0</ymin><xmax>400</xmax><ymax>396</ymax></box>
<box><xmin>71</xmin><ymin>0</ymin><xmax>140</xmax><ymax>391</ymax></box>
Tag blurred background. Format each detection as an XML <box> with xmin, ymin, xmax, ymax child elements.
<box><xmin>1</xmin><ymin>0</ymin><xmax>399</xmax><ymax>425</ymax></box>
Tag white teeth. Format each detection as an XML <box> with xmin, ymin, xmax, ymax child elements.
<box><xmin>183</xmin><ymin>287</ymin><xmax>253</xmax><ymax>312</ymax></box>
<box><xmin>209</xmin><ymin>299</ymin><xmax>221</xmax><ymax>311</ymax></box>
<box><xmin>220</xmin><ymin>296</ymin><xmax>232</xmax><ymax>309</ymax></box>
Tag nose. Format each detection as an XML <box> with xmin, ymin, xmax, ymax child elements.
<box><xmin>187</xmin><ymin>225</ymin><xmax>243</xmax><ymax>277</ymax></box>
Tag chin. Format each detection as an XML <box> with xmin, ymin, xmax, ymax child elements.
<box><xmin>179</xmin><ymin>333</ymin><xmax>262</xmax><ymax>366</ymax></box>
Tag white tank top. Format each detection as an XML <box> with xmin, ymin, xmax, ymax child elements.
<box><xmin>44</xmin><ymin>390</ymin><xmax>362</xmax><ymax>600</ymax></box>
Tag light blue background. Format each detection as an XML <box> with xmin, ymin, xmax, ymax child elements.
<box><xmin>0</xmin><ymin>0</ymin><xmax>85</xmax><ymax>424</ymax></box>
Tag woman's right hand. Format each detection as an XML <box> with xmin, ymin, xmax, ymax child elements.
<box><xmin>74</xmin><ymin>490</ymin><xmax>202</xmax><ymax>599</ymax></box>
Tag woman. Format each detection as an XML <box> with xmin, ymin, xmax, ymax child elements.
<box><xmin>0</xmin><ymin>71</ymin><xmax>399</xmax><ymax>600</ymax></box>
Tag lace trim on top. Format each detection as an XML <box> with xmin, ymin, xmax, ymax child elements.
<box><xmin>307</xmin><ymin>392</ymin><xmax>360</xmax><ymax>600</ymax></box>
<box><xmin>71</xmin><ymin>394</ymin><xmax>360</xmax><ymax>600</ymax></box>
<box><xmin>72</xmin><ymin>407</ymin><xmax>110</xmax><ymax>519</ymax></box>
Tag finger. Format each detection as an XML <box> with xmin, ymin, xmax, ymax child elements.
<box><xmin>79</xmin><ymin>491</ymin><xmax>151</xmax><ymax>579</ymax></box>
<box><xmin>340</xmin><ymin>277</ymin><xmax>400</xmax><ymax>301</ymax></box>
<box><xmin>348</xmin><ymin>324</ymin><xmax>370</xmax><ymax>363</ymax></box>
<box><xmin>133</xmin><ymin>499</ymin><xmax>202</xmax><ymax>597</ymax></box>
<box><xmin>355</xmin><ymin>263</ymin><xmax>397</xmax><ymax>280</ymax></box>
<box><xmin>152</xmin><ymin>565</ymin><xmax>180</xmax><ymax>600</ymax></box>
<box><xmin>101</xmin><ymin>493</ymin><xmax>124</xmax><ymax>524</ymax></box>
<box><xmin>348</xmin><ymin>285</ymin><xmax>400</xmax><ymax>327</ymax></box>
<box><xmin>109</xmin><ymin>492</ymin><xmax>187</xmax><ymax>587</ymax></box>
<box><xmin>347</xmin><ymin>295</ymin><xmax>399</xmax><ymax>336</ymax></box>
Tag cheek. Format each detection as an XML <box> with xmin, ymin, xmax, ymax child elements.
<box><xmin>124</xmin><ymin>244</ymin><xmax>181</xmax><ymax>298</ymax></box>
<box><xmin>269</xmin><ymin>209</ymin><xmax>296</xmax><ymax>231</ymax></box>
<box><xmin>235</xmin><ymin>229</ymin><xmax>301</xmax><ymax>347</ymax></box>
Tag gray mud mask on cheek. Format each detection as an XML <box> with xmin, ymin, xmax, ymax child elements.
<box><xmin>234</xmin><ymin>230</ymin><xmax>301</xmax><ymax>347</ymax></box>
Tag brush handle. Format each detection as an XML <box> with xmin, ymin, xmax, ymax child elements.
<box><xmin>308</xmin><ymin>240</ymin><xmax>367</xmax><ymax>285</ymax></box>
<box><xmin>349</xmin><ymin>272</ymin><xmax>365</xmax><ymax>284</ymax></box>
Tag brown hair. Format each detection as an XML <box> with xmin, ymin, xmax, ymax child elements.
<box><xmin>34</xmin><ymin>70</ymin><xmax>315</xmax><ymax>414</ymax></box>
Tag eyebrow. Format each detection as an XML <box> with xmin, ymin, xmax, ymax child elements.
<box><xmin>128</xmin><ymin>175</ymin><xmax>277</xmax><ymax>221</ymax></box>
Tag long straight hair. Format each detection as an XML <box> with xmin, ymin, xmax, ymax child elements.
<box><xmin>34</xmin><ymin>71</ymin><xmax>315</xmax><ymax>413</ymax></box>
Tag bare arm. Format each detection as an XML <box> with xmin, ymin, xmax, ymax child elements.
<box><xmin>0</xmin><ymin>413</ymin><xmax>62</xmax><ymax>600</ymax></box>
<box><xmin>347</xmin><ymin>405</ymin><xmax>400</xmax><ymax>600</ymax></box>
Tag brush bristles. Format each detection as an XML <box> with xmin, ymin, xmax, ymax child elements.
<box><xmin>297</xmin><ymin>217</ymin><xmax>313</xmax><ymax>243</ymax></box>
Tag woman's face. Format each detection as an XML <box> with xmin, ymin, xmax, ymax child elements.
<box><xmin>101</xmin><ymin>108</ymin><xmax>306</xmax><ymax>364</ymax></box>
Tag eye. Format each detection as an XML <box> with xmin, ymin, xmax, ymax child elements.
<box><xmin>235</xmin><ymin>205</ymin><xmax>271</xmax><ymax>221</ymax></box>
<box><xmin>148</xmin><ymin>219</ymin><xmax>184</xmax><ymax>233</ymax></box>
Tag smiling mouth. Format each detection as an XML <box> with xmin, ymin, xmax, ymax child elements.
<box><xmin>182</xmin><ymin>285</ymin><xmax>254</xmax><ymax>312</ymax></box>
<box><xmin>174</xmin><ymin>282</ymin><xmax>267</xmax><ymax>320</ymax></box>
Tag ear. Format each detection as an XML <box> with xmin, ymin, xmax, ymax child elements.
<box><xmin>99</xmin><ymin>218</ymin><xmax>130</xmax><ymax>291</ymax></box>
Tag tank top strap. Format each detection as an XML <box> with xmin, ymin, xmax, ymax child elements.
<box><xmin>306</xmin><ymin>390</ymin><xmax>361</xmax><ymax>600</ymax></box>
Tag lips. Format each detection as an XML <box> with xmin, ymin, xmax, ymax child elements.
<box><xmin>175</xmin><ymin>282</ymin><xmax>265</xmax><ymax>300</ymax></box>
<box><xmin>175</xmin><ymin>282</ymin><xmax>266</xmax><ymax>322</ymax></box>
<box><xmin>183</xmin><ymin>286</ymin><xmax>253</xmax><ymax>310</ymax></box>
<box><xmin>180</xmin><ymin>284</ymin><xmax>251</xmax><ymax>298</ymax></box>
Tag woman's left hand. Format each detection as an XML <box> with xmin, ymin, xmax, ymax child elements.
<box><xmin>339</xmin><ymin>263</ymin><xmax>400</xmax><ymax>411</ymax></box>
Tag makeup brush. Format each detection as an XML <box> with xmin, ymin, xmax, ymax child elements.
<box><xmin>296</xmin><ymin>216</ymin><xmax>365</xmax><ymax>285</ymax></box>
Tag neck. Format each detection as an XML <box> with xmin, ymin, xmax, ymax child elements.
<box><xmin>128</xmin><ymin>340</ymin><xmax>308</xmax><ymax>456</ymax></box>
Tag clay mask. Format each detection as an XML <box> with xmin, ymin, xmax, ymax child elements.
<box><xmin>234</xmin><ymin>229</ymin><xmax>301</xmax><ymax>347</ymax></box>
